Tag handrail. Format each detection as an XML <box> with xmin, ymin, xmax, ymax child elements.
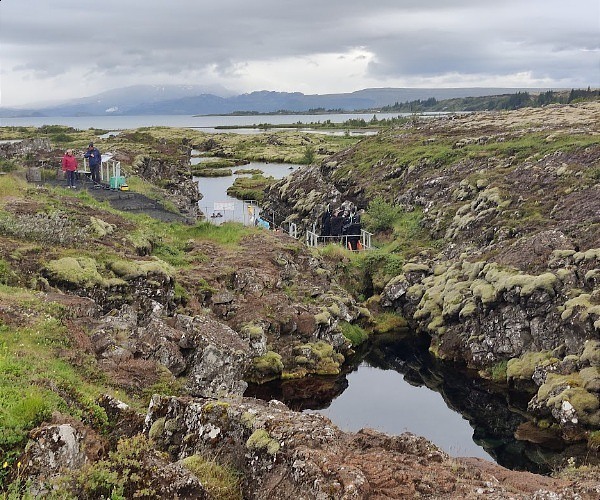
<box><xmin>80</xmin><ymin>157</ymin><xmax>121</xmax><ymax>183</ymax></box>
<box><xmin>305</xmin><ymin>229</ymin><xmax>373</xmax><ymax>250</ymax></box>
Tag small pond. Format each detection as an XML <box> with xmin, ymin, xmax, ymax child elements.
<box><xmin>247</xmin><ymin>333</ymin><xmax>583</xmax><ymax>474</ymax></box>
<box><xmin>193</xmin><ymin>160</ymin><xmax>297</xmax><ymax>224</ymax></box>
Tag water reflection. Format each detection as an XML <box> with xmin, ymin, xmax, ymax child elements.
<box><xmin>246</xmin><ymin>332</ymin><xmax>586</xmax><ymax>473</ymax></box>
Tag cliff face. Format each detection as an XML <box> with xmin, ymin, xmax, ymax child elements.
<box><xmin>263</xmin><ymin>102</ymin><xmax>600</xmax><ymax>438</ymax></box>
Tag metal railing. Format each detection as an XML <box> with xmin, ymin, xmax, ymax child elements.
<box><xmin>80</xmin><ymin>157</ymin><xmax>121</xmax><ymax>183</ymax></box>
<box><xmin>305</xmin><ymin>229</ymin><xmax>373</xmax><ymax>250</ymax></box>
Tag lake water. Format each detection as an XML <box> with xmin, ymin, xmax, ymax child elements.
<box><xmin>306</xmin><ymin>362</ymin><xmax>493</xmax><ymax>460</ymax></box>
<box><xmin>247</xmin><ymin>333</ymin><xmax>497</xmax><ymax>463</ymax></box>
<box><xmin>0</xmin><ymin>112</ymin><xmax>407</xmax><ymax>132</ymax></box>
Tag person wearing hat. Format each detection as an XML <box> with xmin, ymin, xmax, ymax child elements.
<box><xmin>84</xmin><ymin>142</ymin><xmax>102</xmax><ymax>188</ymax></box>
<box><xmin>61</xmin><ymin>149</ymin><xmax>78</xmax><ymax>189</ymax></box>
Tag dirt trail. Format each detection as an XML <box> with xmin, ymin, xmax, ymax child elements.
<box><xmin>44</xmin><ymin>176</ymin><xmax>190</xmax><ymax>223</ymax></box>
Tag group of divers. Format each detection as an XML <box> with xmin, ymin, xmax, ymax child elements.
<box><xmin>255</xmin><ymin>202</ymin><xmax>366</xmax><ymax>251</ymax></box>
<box><xmin>211</xmin><ymin>202</ymin><xmax>366</xmax><ymax>250</ymax></box>
<box><xmin>320</xmin><ymin>204</ymin><xmax>365</xmax><ymax>250</ymax></box>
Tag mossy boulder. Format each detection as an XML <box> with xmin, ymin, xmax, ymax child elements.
<box><xmin>507</xmin><ymin>351</ymin><xmax>556</xmax><ymax>381</ymax></box>
<box><xmin>44</xmin><ymin>256</ymin><xmax>107</xmax><ymax>288</ymax></box>
<box><xmin>291</xmin><ymin>341</ymin><xmax>345</xmax><ymax>375</ymax></box>
<box><xmin>250</xmin><ymin>351</ymin><xmax>284</xmax><ymax>382</ymax></box>
<box><xmin>108</xmin><ymin>258</ymin><xmax>174</xmax><ymax>281</ymax></box>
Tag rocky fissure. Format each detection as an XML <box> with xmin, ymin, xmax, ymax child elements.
<box><xmin>2</xmin><ymin>104</ymin><xmax>600</xmax><ymax>497</ymax></box>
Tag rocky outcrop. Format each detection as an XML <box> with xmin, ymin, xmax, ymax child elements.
<box><xmin>20</xmin><ymin>409</ymin><xmax>208</xmax><ymax>498</ymax></box>
<box><xmin>132</xmin><ymin>153</ymin><xmax>201</xmax><ymax>221</ymax></box>
<box><xmin>381</xmin><ymin>248</ymin><xmax>600</xmax><ymax>436</ymax></box>
<box><xmin>0</xmin><ymin>137</ymin><xmax>52</xmax><ymax>158</ymax></box>
<box><xmin>261</xmin><ymin>102</ymin><xmax>600</xmax><ymax>440</ymax></box>
<box><xmin>19</xmin><ymin>393</ymin><xmax>598</xmax><ymax>499</ymax></box>
<box><xmin>262</xmin><ymin>156</ymin><xmax>356</xmax><ymax>231</ymax></box>
<box><xmin>87</xmin><ymin>301</ymin><xmax>253</xmax><ymax>398</ymax></box>
<box><xmin>143</xmin><ymin>393</ymin><xmax>597</xmax><ymax>499</ymax></box>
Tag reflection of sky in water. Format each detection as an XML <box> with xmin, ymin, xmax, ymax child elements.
<box><xmin>306</xmin><ymin>363</ymin><xmax>493</xmax><ymax>460</ymax></box>
<box><xmin>195</xmin><ymin>161</ymin><xmax>296</xmax><ymax>223</ymax></box>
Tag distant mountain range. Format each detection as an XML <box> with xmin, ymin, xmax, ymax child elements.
<box><xmin>0</xmin><ymin>85</ymin><xmax>558</xmax><ymax>117</ymax></box>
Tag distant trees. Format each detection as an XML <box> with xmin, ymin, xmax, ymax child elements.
<box><xmin>379</xmin><ymin>88</ymin><xmax>598</xmax><ymax>113</ymax></box>
<box><xmin>568</xmin><ymin>87</ymin><xmax>599</xmax><ymax>103</ymax></box>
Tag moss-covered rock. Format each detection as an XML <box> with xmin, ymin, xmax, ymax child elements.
<box><xmin>108</xmin><ymin>258</ymin><xmax>174</xmax><ymax>280</ymax></box>
<box><xmin>581</xmin><ymin>340</ymin><xmax>600</xmax><ymax>367</ymax></box>
<box><xmin>292</xmin><ymin>341</ymin><xmax>344</xmax><ymax>375</ymax></box>
<box><xmin>507</xmin><ymin>351</ymin><xmax>556</xmax><ymax>381</ymax></box>
<box><xmin>89</xmin><ymin>216</ymin><xmax>116</xmax><ymax>238</ymax></box>
<box><xmin>44</xmin><ymin>256</ymin><xmax>107</xmax><ymax>288</ymax></box>
<box><xmin>246</xmin><ymin>428</ymin><xmax>280</xmax><ymax>455</ymax></box>
<box><xmin>251</xmin><ymin>351</ymin><xmax>284</xmax><ymax>379</ymax></box>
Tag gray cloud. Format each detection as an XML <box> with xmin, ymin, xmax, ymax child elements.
<box><xmin>1</xmin><ymin>0</ymin><xmax>598</xmax><ymax>106</ymax></box>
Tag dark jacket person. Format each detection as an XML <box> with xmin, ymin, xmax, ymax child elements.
<box><xmin>84</xmin><ymin>142</ymin><xmax>102</xmax><ymax>187</ymax></box>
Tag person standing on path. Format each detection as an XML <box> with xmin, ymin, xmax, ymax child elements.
<box><xmin>61</xmin><ymin>149</ymin><xmax>78</xmax><ymax>189</ymax></box>
<box><xmin>84</xmin><ymin>142</ymin><xmax>102</xmax><ymax>188</ymax></box>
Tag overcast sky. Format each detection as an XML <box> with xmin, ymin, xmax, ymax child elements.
<box><xmin>1</xmin><ymin>0</ymin><xmax>598</xmax><ymax>107</ymax></box>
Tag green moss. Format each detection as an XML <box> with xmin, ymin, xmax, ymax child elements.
<box><xmin>326</xmin><ymin>302</ymin><xmax>341</xmax><ymax>317</ymax></box>
<box><xmin>520</xmin><ymin>273</ymin><xmax>558</xmax><ymax>296</ymax></box>
<box><xmin>483</xmin><ymin>264</ymin><xmax>557</xmax><ymax>298</ymax></box>
<box><xmin>180</xmin><ymin>454</ymin><xmax>242</xmax><ymax>500</ymax></box>
<box><xmin>128</xmin><ymin>231</ymin><xmax>154</xmax><ymax>255</ymax></box>
<box><xmin>89</xmin><ymin>216</ymin><xmax>115</xmax><ymax>237</ymax></box>
<box><xmin>203</xmin><ymin>401</ymin><xmax>230</xmax><ymax>413</ymax></box>
<box><xmin>588</xmin><ymin>430</ymin><xmax>600</xmax><ymax>451</ymax></box>
<box><xmin>340</xmin><ymin>321</ymin><xmax>369</xmax><ymax>346</ymax></box>
<box><xmin>241</xmin><ymin>323</ymin><xmax>264</xmax><ymax>341</ymax></box>
<box><xmin>191</xmin><ymin>168</ymin><xmax>233</xmax><ymax>177</ymax></box>
<box><xmin>252</xmin><ymin>351</ymin><xmax>284</xmax><ymax>376</ymax></box>
<box><xmin>44</xmin><ymin>256</ymin><xmax>107</xmax><ymax>287</ymax></box>
<box><xmin>314</xmin><ymin>309</ymin><xmax>331</xmax><ymax>326</ymax></box>
<box><xmin>470</xmin><ymin>279</ymin><xmax>497</xmax><ymax>304</ymax></box>
<box><xmin>108</xmin><ymin>258</ymin><xmax>174</xmax><ymax>280</ymax></box>
<box><xmin>240</xmin><ymin>411</ymin><xmax>257</xmax><ymax>429</ymax></box>
<box><xmin>402</xmin><ymin>262</ymin><xmax>430</xmax><ymax>273</ymax></box>
<box><xmin>462</xmin><ymin>260</ymin><xmax>486</xmax><ymax>281</ymax></box>
<box><xmin>459</xmin><ymin>299</ymin><xmax>477</xmax><ymax>318</ymax></box>
<box><xmin>372</xmin><ymin>312</ymin><xmax>408</xmax><ymax>333</ymax></box>
<box><xmin>490</xmin><ymin>360</ymin><xmax>508</xmax><ymax>382</ymax></box>
<box><xmin>406</xmin><ymin>283</ymin><xmax>425</xmax><ymax>301</ymax></box>
<box><xmin>413</xmin><ymin>285</ymin><xmax>444</xmax><ymax>334</ymax></box>
<box><xmin>579</xmin><ymin>366</ymin><xmax>600</xmax><ymax>391</ymax></box>
<box><xmin>226</xmin><ymin>174</ymin><xmax>276</xmax><ymax>201</ymax></box>
<box><xmin>246</xmin><ymin>429</ymin><xmax>280</xmax><ymax>455</ymax></box>
<box><xmin>442</xmin><ymin>281</ymin><xmax>469</xmax><ymax>318</ymax></box>
<box><xmin>293</xmin><ymin>341</ymin><xmax>344</xmax><ymax>375</ymax></box>
<box><xmin>561</xmin><ymin>293</ymin><xmax>600</xmax><ymax>322</ymax></box>
<box><xmin>551</xmin><ymin>249</ymin><xmax>576</xmax><ymax>260</ymax></box>
<box><xmin>148</xmin><ymin>417</ymin><xmax>166</xmax><ymax>442</ymax></box>
<box><xmin>547</xmin><ymin>386</ymin><xmax>599</xmax><ymax>425</ymax></box>
<box><xmin>573</xmin><ymin>248</ymin><xmax>600</xmax><ymax>263</ymax></box>
<box><xmin>506</xmin><ymin>351</ymin><xmax>555</xmax><ymax>380</ymax></box>
<box><xmin>538</xmin><ymin>372</ymin><xmax>583</xmax><ymax>401</ymax></box>
<box><xmin>580</xmin><ymin>340</ymin><xmax>600</xmax><ymax>367</ymax></box>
